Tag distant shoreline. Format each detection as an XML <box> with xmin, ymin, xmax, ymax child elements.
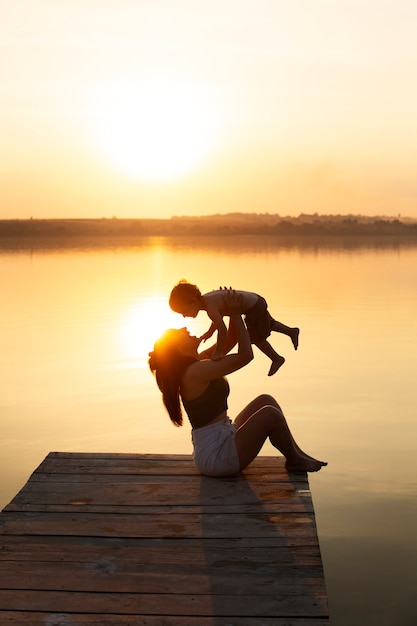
<box><xmin>1</xmin><ymin>214</ymin><xmax>417</xmax><ymax>241</ymax></box>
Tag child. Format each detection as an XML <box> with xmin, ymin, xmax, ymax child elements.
<box><xmin>169</xmin><ymin>280</ymin><xmax>299</xmax><ymax>376</ymax></box>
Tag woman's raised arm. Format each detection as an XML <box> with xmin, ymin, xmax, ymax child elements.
<box><xmin>193</xmin><ymin>291</ymin><xmax>253</xmax><ymax>381</ymax></box>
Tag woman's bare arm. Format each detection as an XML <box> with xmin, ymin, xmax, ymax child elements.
<box><xmin>190</xmin><ymin>291</ymin><xmax>253</xmax><ymax>384</ymax></box>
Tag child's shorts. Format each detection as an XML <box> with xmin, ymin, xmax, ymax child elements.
<box><xmin>245</xmin><ymin>295</ymin><xmax>274</xmax><ymax>343</ymax></box>
<box><xmin>191</xmin><ymin>418</ymin><xmax>240</xmax><ymax>477</ymax></box>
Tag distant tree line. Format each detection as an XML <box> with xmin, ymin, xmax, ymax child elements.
<box><xmin>1</xmin><ymin>214</ymin><xmax>417</xmax><ymax>240</ymax></box>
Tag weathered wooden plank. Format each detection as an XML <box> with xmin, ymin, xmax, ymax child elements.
<box><xmin>3</xmin><ymin>501</ymin><xmax>314</xmax><ymax>515</ymax></box>
<box><xmin>0</xmin><ymin>510</ymin><xmax>319</xmax><ymax>542</ymax></box>
<box><xmin>27</xmin><ymin>469</ymin><xmax>306</xmax><ymax>489</ymax></box>
<box><xmin>35</xmin><ymin>452</ymin><xmax>307</xmax><ymax>478</ymax></box>
<box><xmin>40</xmin><ymin>451</ymin><xmax>290</xmax><ymax>464</ymax></box>
<box><xmin>0</xmin><ymin>613</ymin><xmax>331</xmax><ymax>626</ymax></box>
<box><xmin>28</xmin><ymin>471</ymin><xmax>307</xmax><ymax>485</ymax></box>
<box><xmin>4</xmin><ymin>492</ymin><xmax>314</xmax><ymax>515</ymax></box>
<box><xmin>9</xmin><ymin>479</ymin><xmax>309</xmax><ymax>500</ymax></box>
<box><xmin>0</xmin><ymin>535</ymin><xmax>324</xmax><ymax>566</ymax></box>
<box><xmin>0</xmin><ymin>560</ymin><xmax>326</xmax><ymax>594</ymax></box>
<box><xmin>7</xmin><ymin>477</ymin><xmax>310</xmax><ymax>507</ymax></box>
<box><xmin>44</xmin><ymin>452</ymin><xmax>200</xmax><ymax>460</ymax></box>
<box><xmin>7</xmin><ymin>485</ymin><xmax>311</xmax><ymax>509</ymax></box>
<box><xmin>0</xmin><ymin>589</ymin><xmax>328</xmax><ymax>617</ymax></box>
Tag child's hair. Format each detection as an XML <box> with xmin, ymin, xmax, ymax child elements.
<box><xmin>169</xmin><ymin>280</ymin><xmax>202</xmax><ymax>313</ymax></box>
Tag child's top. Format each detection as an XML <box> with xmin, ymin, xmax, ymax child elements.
<box><xmin>202</xmin><ymin>289</ymin><xmax>258</xmax><ymax>316</ymax></box>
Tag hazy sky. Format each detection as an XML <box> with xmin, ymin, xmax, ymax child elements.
<box><xmin>2</xmin><ymin>1</ymin><xmax>417</xmax><ymax>219</ymax></box>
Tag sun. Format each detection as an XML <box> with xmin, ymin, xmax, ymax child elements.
<box><xmin>89</xmin><ymin>78</ymin><xmax>224</xmax><ymax>181</ymax></box>
<box><xmin>119</xmin><ymin>295</ymin><xmax>180</xmax><ymax>366</ymax></box>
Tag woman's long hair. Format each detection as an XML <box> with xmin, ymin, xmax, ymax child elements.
<box><xmin>149</xmin><ymin>329</ymin><xmax>198</xmax><ymax>427</ymax></box>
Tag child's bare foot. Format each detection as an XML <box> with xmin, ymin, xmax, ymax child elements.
<box><xmin>268</xmin><ymin>355</ymin><xmax>285</xmax><ymax>376</ymax></box>
<box><xmin>290</xmin><ymin>328</ymin><xmax>300</xmax><ymax>350</ymax></box>
<box><xmin>285</xmin><ymin>458</ymin><xmax>327</xmax><ymax>473</ymax></box>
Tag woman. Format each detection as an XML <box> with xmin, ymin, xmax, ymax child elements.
<box><xmin>149</xmin><ymin>291</ymin><xmax>327</xmax><ymax>477</ymax></box>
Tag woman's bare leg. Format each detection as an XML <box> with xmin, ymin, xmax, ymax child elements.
<box><xmin>234</xmin><ymin>394</ymin><xmax>278</xmax><ymax>427</ymax></box>
<box><xmin>233</xmin><ymin>395</ymin><xmax>327</xmax><ymax>472</ymax></box>
<box><xmin>235</xmin><ymin>395</ymin><xmax>321</xmax><ymax>461</ymax></box>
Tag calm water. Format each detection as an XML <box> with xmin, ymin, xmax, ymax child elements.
<box><xmin>1</xmin><ymin>236</ymin><xmax>417</xmax><ymax>625</ymax></box>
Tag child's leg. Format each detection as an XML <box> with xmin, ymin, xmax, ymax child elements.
<box><xmin>270</xmin><ymin>319</ymin><xmax>299</xmax><ymax>350</ymax></box>
<box><xmin>255</xmin><ymin>340</ymin><xmax>285</xmax><ymax>376</ymax></box>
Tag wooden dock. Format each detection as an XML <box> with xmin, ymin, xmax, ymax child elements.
<box><xmin>0</xmin><ymin>452</ymin><xmax>329</xmax><ymax>625</ymax></box>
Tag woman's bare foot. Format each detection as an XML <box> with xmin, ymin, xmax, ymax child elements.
<box><xmin>285</xmin><ymin>458</ymin><xmax>327</xmax><ymax>473</ymax></box>
<box><xmin>268</xmin><ymin>355</ymin><xmax>285</xmax><ymax>376</ymax></box>
<box><xmin>290</xmin><ymin>327</ymin><xmax>300</xmax><ymax>350</ymax></box>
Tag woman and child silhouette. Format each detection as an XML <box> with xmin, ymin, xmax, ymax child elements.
<box><xmin>169</xmin><ymin>280</ymin><xmax>299</xmax><ymax>376</ymax></box>
<box><xmin>148</xmin><ymin>281</ymin><xmax>327</xmax><ymax>478</ymax></box>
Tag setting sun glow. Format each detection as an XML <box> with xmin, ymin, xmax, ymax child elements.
<box><xmin>119</xmin><ymin>296</ymin><xmax>180</xmax><ymax>365</ymax></box>
<box><xmin>2</xmin><ymin>2</ymin><xmax>417</xmax><ymax>219</ymax></box>
<box><xmin>89</xmin><ymin>79</ymin><xmax>224</xmax><ymax>181</ymax></box>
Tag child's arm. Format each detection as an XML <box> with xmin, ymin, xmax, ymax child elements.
<box><xmin>199</xmin><ymin>322</ymin><xmax>216</xmax><ymax>343</ymax></box>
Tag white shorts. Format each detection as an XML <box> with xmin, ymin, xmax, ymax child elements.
<box><xmin>191</xmin><ymin>418</ymin><xmax>240</xmax><ymax>477</ymax></box>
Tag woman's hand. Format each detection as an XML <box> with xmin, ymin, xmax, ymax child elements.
<box><xmin>222</xmin><ymin>288</ymin><xmax>242</xmax><ymax>317</ymax></box>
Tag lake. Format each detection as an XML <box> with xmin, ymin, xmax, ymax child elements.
<box><xmin>1</xmin><ymin>235</ymin><xmax>417</xmax><ymax>625</ymax></box>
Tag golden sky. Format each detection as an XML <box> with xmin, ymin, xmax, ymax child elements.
<box><xmin>1</xmin><ymin>1</ymin><xmax>417</xmax><ymax>220</ymax></box>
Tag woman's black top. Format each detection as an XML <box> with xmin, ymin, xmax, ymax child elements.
<box><xmin>182</xmin><ymin>377</ymin><xmax>229</xmax><ymax>429</ymax></box>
